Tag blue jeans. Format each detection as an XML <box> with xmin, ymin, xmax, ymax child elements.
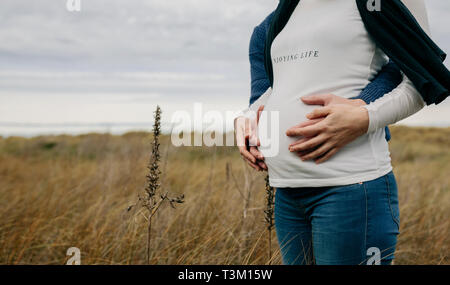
<box><xmin>275</xmin><ymin>171</ymin><xmax>400</xmax><ymax>265</ymax></box>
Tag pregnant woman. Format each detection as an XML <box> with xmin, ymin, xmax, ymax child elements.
<box><xmin>235</xmin><ymin>0</ymin><xmax>449</xmax><ymax>265</ymax></box>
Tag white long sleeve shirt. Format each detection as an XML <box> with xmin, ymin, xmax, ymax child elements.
<box><xmin>241</xmin><ymin>0</ymin><xmax>429</xmax><ymax>187</ymax></box>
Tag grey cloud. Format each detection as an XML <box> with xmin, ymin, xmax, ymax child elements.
<box><xmin>0</xmin><ymin>0</ymin><xmax>447</xmax><ymax>72</ymax></box>
<box><xmin>0</xmin><ymin>0</ymin><xmax>277</xmax><ymax>72</ymax></box>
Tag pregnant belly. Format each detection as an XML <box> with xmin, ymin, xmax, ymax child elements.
<box><xmin>256</xmin><ymin>94</ymin><xmax>386</xmax><ymax>184</ymax></box>
<box><xmin>257</xmin><ymin>96</ymin><xmax>316</xmax><ymax>160</ymax></box>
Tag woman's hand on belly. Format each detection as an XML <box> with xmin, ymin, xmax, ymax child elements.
<box><xmin>286</xmin><ymin>94</ymin><xmax>369</xmax><ymax>164</ymax></box>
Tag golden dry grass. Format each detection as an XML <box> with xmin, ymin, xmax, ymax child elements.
<box><xmin>0</xmin><ymin>126</ymin><xmax>448</xmax><ymax>264</ymax></box>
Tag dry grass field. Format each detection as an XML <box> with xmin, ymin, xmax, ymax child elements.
<box><xmin>0</xmin><ymin>126</ymin><xmax>448</xmax><ymax>265</ymax></box>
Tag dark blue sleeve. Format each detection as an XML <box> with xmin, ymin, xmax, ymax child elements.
<box><xmin>355</xmin><ymin>61</ymin><xmax>402</xmax><ymax>104</ymax></box>
<box><xmin>249</xmin><ymin>13</ymin><xmax>275</xmax><ymax>105</ymax></box>
<box><xmin>353</xmin><ymin>61</ymin><xmax>402</xmax><ymax>141</ymax></box>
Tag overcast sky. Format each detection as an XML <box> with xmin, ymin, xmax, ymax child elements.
<box><xmin>0</xmin><ymin>0</ymin><xmax>449</xmax><ymax>136</ymax></box>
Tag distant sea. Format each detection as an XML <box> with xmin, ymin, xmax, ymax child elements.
<box><xmin>0</xmin><ymin>122</ymin><xmax>172</xmax><ymax>138</ymax></box>
<box><xmin>0</xmin><ymin>120</ymin><xmax>449</xmax><ymax>138</ymax></box>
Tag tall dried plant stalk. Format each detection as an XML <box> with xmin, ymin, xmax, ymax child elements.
<box><xmin>140</xmin><ymin>105</ymin><xmax>184</xmax><ymax>264</ymax></box>
<box><xmin>264</xmin><ymin>174</ymin><xmax>275</xmax><ymax>262</ymax></box>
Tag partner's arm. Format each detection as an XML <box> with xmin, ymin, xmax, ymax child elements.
<box><xmin>249</xmin><ymin>12</ymin><xmax>274</xmax><ymax>105</ymax></box>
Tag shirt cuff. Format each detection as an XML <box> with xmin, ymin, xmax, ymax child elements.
<box><xmin>363</xmin><ymin>104</ymin><xmax>379</xmax><ymax>133</ymax></box>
